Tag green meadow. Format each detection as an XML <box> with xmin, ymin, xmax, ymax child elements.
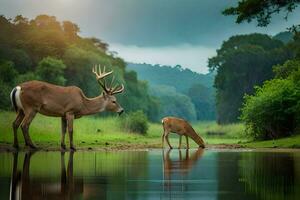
<box><xmin>0</xmin><ymin>111</ymin><xmax>299</xmax><ymax>150</ymax></box>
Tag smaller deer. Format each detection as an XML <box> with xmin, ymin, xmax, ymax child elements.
<box><xmin>161</xmin><ymin>117</ymin><xmax>205</xmax><ymax>149</ymax></box>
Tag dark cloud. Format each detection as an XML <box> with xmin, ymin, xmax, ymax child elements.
<box><xmin>1</xmin><ymin>0</ymin><xmax>300</xmax><ymax>48</ymax></box>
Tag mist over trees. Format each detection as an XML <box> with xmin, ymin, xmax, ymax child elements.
<box><xmin>127</xmin><ymin>63</ymin><xmax>216</xmax><ymax>121</ymax></box>
<box><xmin>0</xmin><ymin>14</ymin><xmax>159</xmax><ymax>121</ymax></box>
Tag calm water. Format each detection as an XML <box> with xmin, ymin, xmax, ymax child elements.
<box><xmin>0</xmin><ymin>149</ymin><xmax>299</xmax><ymax>200</ymax></box>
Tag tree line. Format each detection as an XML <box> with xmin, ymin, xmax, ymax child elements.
<box><xmin>127</xmin><ymin>63</ymin><xmax>216</xmax><ymax>121</ymax></box>
<box><xmin>0</xmin><ymin>15</ymin><xmax>159</xmax><ymax>121</ymax></box>
<box><xmin>210</xmin><ymin>0</ymin><xmax>300</xmax><ymax>139</ymax></box>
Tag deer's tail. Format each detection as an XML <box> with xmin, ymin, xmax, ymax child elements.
<box><xmin>10</xmin><ymin>86</ymin><xmax>23</xmax><ymax>112</ymax></box>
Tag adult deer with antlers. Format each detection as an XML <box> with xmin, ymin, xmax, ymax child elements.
<box><xmin>10</xmin><ymin>65</ymin><xmax>124</xmax><ymax>150</ymax></box>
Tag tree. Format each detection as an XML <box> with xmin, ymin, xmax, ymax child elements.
<box><xmin>241</xmin><ymin>61</ymin><xmax>300</xmax><ymax>139</ymax></box>
<box><xmin>0</xmin><ymin>60</ymin><xmax>17</xmax><ymax>85</ymax></box>
<box><xmin>0</xmin><ymin>60</ymin><xmax>18</xmax><ymax>109</ymax></box>
<box><xmin>208</xmin><ymin>33</ymin><xmax>292</xmax><ymax>124</ymax></box>
<box><xmin>0</xmin><ymin>14</ymin><xmax>160</xmax><ymax>121</ymax></box>
<box><xmin>223</xmin><ymin>0</ymin><xmax>300</xmax><ymax>26</ymax></box>
<box><xmin>187</xmin><ymin>84</ymin><xmax>215</xmax><ymax>120</ymax></box>
<box><xmin>63</xmin><ymin>21</ymin><xmax>80</xmax><ymax>40</ymax></box>
<box><xmin>36</xmin><ymin>57</ymin><xmax>66</xmax><ymax>85</ymax></box>
<box><xmin>150</xmin><ymin>85</ymin><xmax>197</xmax><ymax>121</ymax></box>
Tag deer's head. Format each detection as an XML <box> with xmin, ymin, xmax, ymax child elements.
<box><xmin>92</xmin><ymin>65</ymin><xmax>124</xmax><ymax>115</ymax></box>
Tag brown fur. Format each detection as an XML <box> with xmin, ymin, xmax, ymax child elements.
<box><xmin>161</xmin><ymin>116</ymin><xmax>205</xmax><ymax>149</ymax></box>
<box><xmin>11</xmin><ymin>80</ymin><xmax>124</xmax><ymax>150</ymax></box>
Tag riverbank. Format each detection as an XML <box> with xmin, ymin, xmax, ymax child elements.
<box><xmin>0</xmin><ymin>111</ymin><xmax>299</xmax><ymax>151</ymax></box>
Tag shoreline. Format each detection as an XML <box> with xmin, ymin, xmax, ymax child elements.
<box><xmin>1</xmin><ymin>143</ymin><xmax>300</xmax><ymax>153</ymax></box>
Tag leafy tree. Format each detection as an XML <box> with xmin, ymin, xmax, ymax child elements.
<box><xmin>36</xmin><ymin>57</ymin><xmax>66</xmax><ymax>85</ymax></box>
<box><xmin>241</xmin><ymin>62</ymin><xmax>300</xmax><ymax>139</ymax></box>
<box><xmin>209</xmin><ymin>33</ymin><xmax>292</xmax><ymax>124</ymax></box>
<box><xmin>0</xmin><ymin>60</ymin><xmax>18</xmax><ymax>109</ymax></box>
<box><xmin>62</xmin><ymin>20</ymin><xmax>80</xmax><ymax>40</ymax></box>
<box><xmin>150</xmin><ymin>85</ymin><xmax>197</xmax><ymax>121</ymax></box>
<box><xmin>187</xmin><ymin>84</ymin><xmax>215</xmax><ymax>120</ymax></box>
<box><xmin>0</xmin><ymin>60</ymin><xmax>17</xmax><ymax>85</ymax></box>
<box><xmin>223</xmin><ymin>0</ymin><xmax>300</xmax><ymax>26</ymax></box>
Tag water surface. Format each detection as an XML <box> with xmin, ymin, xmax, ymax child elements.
<box><xmin>0</xmin><ymin>149</ymin><xmax>299</xmax><ymax>200</ymax></box>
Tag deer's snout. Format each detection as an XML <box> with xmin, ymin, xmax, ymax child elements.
<box><xmin>118</xmin><ymin>109</ymin><xmax>124</xmax><ymax>116</ymax></box>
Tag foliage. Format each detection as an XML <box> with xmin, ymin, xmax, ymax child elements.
<box><xmin>223</xmin><ymin>0</ymin><xmax>300</xmax><ymax>26</ymax></box>
<box><xmin>241</xmin><ymin>60</ymin><xmax>300</xmax><ymax>139</ymax></box>
<box><xmin>208</xmin><ymin>33</ymin><xmax>292</xmax><ymax>124</ymax></box>
<box><xmin>150</xmin><ymin>85</ymin><xmax>197</xmax><ymax>121</ymax></box>
<box><xmin>187</xmin><ymin>83</ymin><xmax>215</xmax><ymax>120</ymax></box>
<box><xmin>120</xmin><ymin>110</ymin><xmax>149</xmax><ymax>135</ymax></box>
<box><xmin>127</xmin><ymin>63</ymin><xmax>216</xmax><ymax>121</ymax></box>
<box><xmin>0</xmin><ymin>60</ymin><xmax>18</xmax><ymax>108</ymax></box>
<box><xmin>127</xmin><ymin>62</ymin><xmax>214</xmax><ymax>92</ymax></box>
<box><xmin>36</xmin><ymin>57</ymin><xmax>66</xmax><ymax>85</ymax></box>
<box><xmin>0</xmin><ymin>14</ymin><xmax>159</xmax><ymax>120</ymax></box>
<box><xmin>273</xmin><ymin>31</ymin><xmax>294</xmax><ymax>44</ymax></box>
<box><xmin>0</xmin><ymin>60</ymin><xmax>17</xmax><ymax>85</ymax></box>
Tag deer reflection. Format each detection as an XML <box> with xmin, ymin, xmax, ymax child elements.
<box><xmin>10</xmin><ymin>151</ymin><xmax>82</xmax><ymax>200</ymax></box>
<box><xmin>163</xmin><ymin>148</ymin><xmax>204</xmax><ymax>191</ymax></box>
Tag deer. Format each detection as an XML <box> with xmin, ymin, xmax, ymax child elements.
<box><xmin>161</xmin><ymin>117</ymin><xmax>205</xmax><ymax>149</ymax></box>
<box><xmin>10</xmin><ymin>65</ymin><xmax>124</xmax><ymax>150</ymax></box>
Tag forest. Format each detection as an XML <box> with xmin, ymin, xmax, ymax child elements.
<box><xmin>127</xmin><ymin>63</ymin><xmax>216</xmax><ymax>121</ymax></box>
<box><xmin>0</xmin><ymin>14</ymin><xmax>160</xmax><ymax>121</ymax></box>
<box><xmin>1</xmin><ymin>5</ymin><xmax>300</xmax><ymax>141</ymax></box>
<box><xmin>0</xmin><ymin>14</ymin><xmax>217</xmax><ymax>122</ymax></box>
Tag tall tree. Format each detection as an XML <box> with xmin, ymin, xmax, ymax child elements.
<box><xmin>208</xmin><ymin>33</ymin><xmax>292</xmax><ymax>124</ymax></box>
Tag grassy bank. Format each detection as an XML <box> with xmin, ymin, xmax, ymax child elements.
<box><xmin>0</xmin><ymin>111</ymin><xmax>299</xmax><ymax>150</ymax></box>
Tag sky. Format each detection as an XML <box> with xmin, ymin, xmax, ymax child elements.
<box><xmin>1</xmin><ymin>0</ymin><xmax>300</xmax><ymax>73</ymax></box>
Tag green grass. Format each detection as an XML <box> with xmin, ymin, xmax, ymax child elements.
<box><xmin>0</xmin><ymin>111</ymin><xmax>299</xmax><ymax>149</ymax></box>
<box><xmin>242</xmin><ymin>134</ymin><xmax>300</xmax><ymax>148</ymax></box>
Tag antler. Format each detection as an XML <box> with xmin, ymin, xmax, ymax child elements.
<box><xmin>111</xmin><ymin>84</ymin><xmax>125</xmax><ymax>95</ymax></box>
<box><xmin>92</xmin><ymin>64</ymin><xmax>113</xmax><ymax>93</ymax></box>
<box><xmin>92</xmin><ymin>64</ymin><xmax>124</xmax><ymax>95</ymax></box>
<box><xmin>92</xmin><ymin>64</ymin><xmax>113</xmax><ymax>81</ymax></box>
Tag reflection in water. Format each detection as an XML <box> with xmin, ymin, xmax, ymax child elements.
<box><xmin>239</xmin><ymin>152</ymin><xmax>299</xmax><ymax>200</ymax></box>
<box><xmin>0</xmin><ymin>150</ymin><xmax>299</xmax><ymax>200</ymax></box>
<box><xmin>163</xmin><ymin>148</ymin><xmax>204</xmax><ymax>179</ymax></box>
<box><xmin>162</xmin><ymin>149</ymin><xmax>204</xmax><ymax>199</ymax></box>
<box><xmin>10</xmin><ymin>151</ymin><xmax>83</xmax><ymax>200</ymax></box>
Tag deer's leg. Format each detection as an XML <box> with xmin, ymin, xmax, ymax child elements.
<box><xmin>21</xmin><ymin>110</ymin><xmax>37</xmax><ymax>149</ymax></box>
<box><xmin>12</xmin><ymin>111</ymin><xmax>25</xmax><ymax>148</ymax></box>
<box><xmin>161</xmin><ymin>133</ymin><xmax>165</xmax><ymax>148</ymax></box>
<box><xmin>166</xmin><ymin>134</ymin><xmax>173</xmax><ymax>149</ymax></box>
<box><xmin>179</xmin><ymin>135</ymin><xmax>182</xmax><ymax>149</ymax></box>
<box><xmin>61</xmin><ymin>117</ymin><xmax>67</xmax><ymax>150</ymax></box>
<box><xmin>185</xmin><ymin>135</ymin><xmax>189</xmax><ymax>149</ymax></box>
<box><xmin>66</xmin><ymin>113</ymin><xmax>75</xmax><ymax>151</ymax></box>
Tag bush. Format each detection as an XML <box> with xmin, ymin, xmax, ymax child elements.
<box><xmin>120</xmin><ymin>110</ymin><xmax>149</xmax><ymax>134</ymax></box>
<box><xmin>241</xmin><ymin>78</ymin><xmax>300</xmax><ymax>139</ymax></box>
<box><xmin>36</xmin><ymin>57</ymin><xmax>66</xmax><ymax>85</ymax></box>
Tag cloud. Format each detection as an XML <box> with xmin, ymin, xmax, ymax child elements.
<box><xmin>109</xmin><ymin>43</ymin><xmax>216</xmax><ymax>74</ymax></box>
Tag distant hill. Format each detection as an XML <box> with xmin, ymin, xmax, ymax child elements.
<box><xmin>126</xmin><ymin>63</ymin><xmax>215</xmax><ymax>92</ymax></box>
<box><xmin>126</xmin><ymin>62</ymin><xmax>216</xmax><ymax>121</ymax></box>
<box><xmin>273</xmin><ymin>31</ymin><xmax>294</xmax><ymax>44</ymax></box>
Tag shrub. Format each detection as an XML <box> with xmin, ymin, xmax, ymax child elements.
<box><xmin>241</xmin><ymin>78</ymin><xmax>300</xmax><ymax>139</ymax></box>
<box><xmin>120</xmin><ymin>110</ymin><xmax>149</xmax><ymax>134</ymax></box>
<box><xmin>36</xmin><ymin>57</ymin><xmax>66</xmax><ymax>85</ymax></box>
